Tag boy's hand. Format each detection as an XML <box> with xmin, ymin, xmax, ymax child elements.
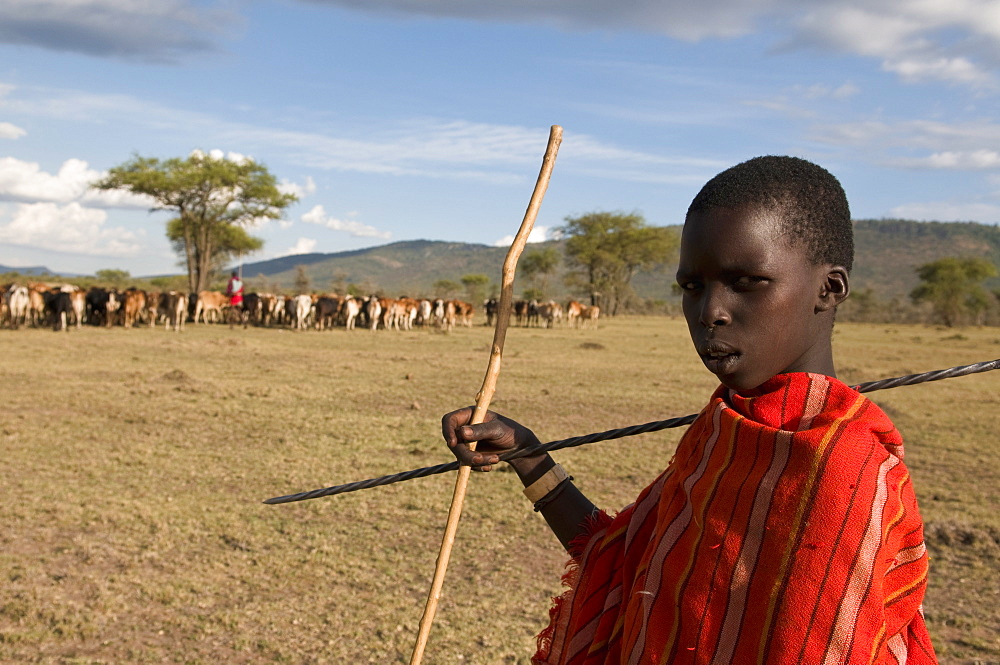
<box><xmin>441</xmin><ymin>407</ymin><xmax>542</xmax><ymax>472</ymax></box>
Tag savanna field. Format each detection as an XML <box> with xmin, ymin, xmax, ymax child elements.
<box><xmin>1</xmin><ymin>317</ymin><xmax>998</xmax><ymax>664</ymax></box>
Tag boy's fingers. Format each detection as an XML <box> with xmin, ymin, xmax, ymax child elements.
<box><xmin>451</xmin><ymin>446</ymin><xmax>501</xmax><ymax>468</ymax></box>
<box><xmin>457</xmin><ymin>419</ymin><xmax>508</xmax><ymax>444</ymax></box>
<box><xmin>441</xmin><ymin>406</ymin><xmax>478</xmax><ymax>444</ymax></box>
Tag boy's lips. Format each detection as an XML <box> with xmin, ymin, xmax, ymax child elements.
<box><xmin>699</xmin><ymin>342</ymin><xmax>741</xmax><ymax>374</ymax></box>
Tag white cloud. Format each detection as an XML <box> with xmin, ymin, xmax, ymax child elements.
<box><xmin>191</xmin><ymin>148</ymin><xmax>252</xmax><ymax>164</ymax></box>
<box><xmin>0</xmin><ymin>201</ymin><xmax>142</xmax><ymax>255</ymax></box>
<box><xmin>793</xmin><ymin>82</ymin><xmax>860</xmax><ymax>100</ymax></box>
<box><xmin>808</xmin><ymin>119</ymin><xmax>1000</xmax><ymax>167</ymax></box>
<box><xmin>893</xmin><ymin>149</ymin><xmax>1000</xmax><ymax>170</ymax></box>
<box><xmin>0</xmin><ymin>156</ymin><xmax>153</xmax><ymax>207</ymax></box>
<box><xmin>81</xmin><ymin>186</ymin><xmax>155</xmax><ymax>209</ymax></box>
<box><xmin>0</xmin><ymin>122</ymin><xmax>25</xmax><ymax>139</ymax></box>
<box><xmin>0</xmin><ymin>0</ymin><xmax>238</xmax><ymax>63</ymax></box>
<box><xmin>493</xmin><ymin>224</ymin><xmax>552</xmax><ymax>247</ymax></box>
<box><xmin>889</xmin><ymin>201</ymin><xmax>1000</xmax><ymax>223</ymax></box>
<box><xmin>307</xmin><ymin>1</ymin><xmax>1000</xmax><ymax>89</ymax></box>
<box><xmin>792</xmin><ymin>1</ymin><xmax>1000</xmax><ymax>88</ymax></box>
<box><xmin>3</xmin><ymin>0</ymin><xmax>999</xmax><ymax>88</ymax></box>
<box><xmin>283</xmin><ymin>237</ymin><xmax>318</xmax><ymax>255</ymax></box>
<box><xmin>0</xmin><ymin>157</ymin><xmax>99</xmax><ymax>202</ymax></box>
<box><xmin>278</xmin><ymin>175</ymin><xmax>316</xmax><ymax>199</ymax></box>
<box><xmin>302</xmin><ymin>0</ymin><xmax>766</xmax><ymax>41</ymax></box>
<box><xmin>0</xmin><ymin>84</ymin><xmax>722</xmax><ymax>187</ymax></box>
<box><xmin>301</xmin><ymin>204</ymin><xmax>392</xmax><ymax>239</ymax></box>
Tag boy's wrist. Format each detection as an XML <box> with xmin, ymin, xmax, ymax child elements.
<box><xmin>508</xmin><ymin>453</ymin><xmax>555</xmax><ymax>486</ymax></box>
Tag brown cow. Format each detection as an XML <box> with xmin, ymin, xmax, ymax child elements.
<box><xmin>314</xmin><ymin>295</ymin><xmax>342</xmax><ymax>330</ymax></box>
<box><xmin>513</xmin><ymin>299</ymin><xmax>529</xmax><ymax>327</ymax></box>
<box><xmin>162</xmin><ymin>292</ymin><xmax>187</xmax><ymax>332</ymax></box>
<box><xmin>433</xmin><ymin>298</ymin><xmax>456</xmax><ymax>331</ymax></box>
<box><xmin>121</xmin><ymin>288</ymin><xmax>146</xmax><ymax>329</ymax></box>
<box><xmin>451</xmin><ymin>300</ymin><xmax>474</xmax><ymax>327</ymax></box>
<box><xmin>67</xmin><ymin>288</ymin><xmax>85</xmax><ymax>328</ymax></box>
<box><xmin>194</xmin><ymin>291</ymin><xmax>227</xmax><ymax>323</ymax></box>
<box><xmin>565</xmin><ymin>300</ymin><xmax>584</xmax><ymax>328</ymax></box>
<box><xmin>145</xmin><ymin>291</ymin><xmax>160</xmax><ymax>327</ymax></box>
<box><xmin>378</xmin><ymin>297</ymin><xmax>400</xmax><ymax>330</ymax></box>
<box><xmin>537</xmin><ymin>300</ymin><xmax>563</xmax><ymax>328</ymax></box>
<box><xmin>580</xmin><ymin>304</ymin><xmax>600</xmax><ymax>328</ymax></box>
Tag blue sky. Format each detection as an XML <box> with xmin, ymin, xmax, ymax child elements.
<box><xmin>2</xmin><ymin>0</ymin><xmax>1000</xmax><ymax>276</ymax></box>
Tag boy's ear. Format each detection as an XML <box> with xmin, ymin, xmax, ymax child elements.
<box><xmin>816</xmin><ymin>266</ymin><xmax>850</xmax><ymax>312</ymax></box>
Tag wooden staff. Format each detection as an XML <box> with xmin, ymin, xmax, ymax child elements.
<box><xmin>408</xmin><ymin>125</ymin><xmax>563</xmax><ymax>665</ymax></box>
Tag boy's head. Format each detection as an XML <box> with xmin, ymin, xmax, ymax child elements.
<box><xmin>687</xmin><ymin>155</ymin><xmax>853</xmax><ymax>272</ymax></box>
<box><xmin>677</xmin><ymin>156</ymin><xmax>852</xmax><ymax>391</ymax></box>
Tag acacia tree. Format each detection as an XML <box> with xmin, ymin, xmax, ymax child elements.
<box><xmin>165</xmin><ymin>217</ymin><xmax>262</xmax><ymax>289</ymax></box>
<box><xmin>520</xmin><ymin>246</ymin><xmax>560</xmax><ymax>298</ymax></box>
<box><xmin>460</xmin><ymin>273</ymin><xmax>490</xmax><ymax>304</ymax></box>
<box><xmin>294</xmin><ymin>265</ymin><xmax>311</xmax><ymax>294</ymax></box>
<box><xmin>94</xmin><ymin>151</ymin><xmax>297</xmax><ymax>294</ymax></box>
<box><xmin>433</xmin><ymin>279</ymin><xmax>462</xmax><ymax>299</ymax></box>
<box><xmin>559</xmin><ymin>211</ymin><xmax>678</xmax><ymax>314</ymax></box>
<box><xmin>910</xmin><ymin>256</ymin><xmax>998</xmax><ymax>326</ymax></box>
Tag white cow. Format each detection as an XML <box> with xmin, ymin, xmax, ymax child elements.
<box><xmin>365</xmin><ymin>296</ymin><xmax>382</xmax><ymax>332</ymax></box>
<box><xmin>5</xmin><ymin>285</ymin><xmax>29</xmax><ymax>329</ymax></box>
<box><xmin>417</xmin><ymin>299</ymin><xmax>432</xmax><ymax>327</ymax></box>
<box><xmin>341</xmin><ymin>296</ymin><xmax>360</xmax><ymax>330</ymax></box>
<box><xmin>294</xmin><ymin>294</ymin><xmax>313</xmax><ymax>330</ymax></box>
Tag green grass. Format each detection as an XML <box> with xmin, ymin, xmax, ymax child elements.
<box><xmin>1</xmin><ymin>318</ymin><xmax>998</xmax><ymax>663</ymax></box>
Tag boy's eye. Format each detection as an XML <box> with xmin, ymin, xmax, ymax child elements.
<box><xmin>677</xmin><ymin>280</ymin><xmax>700</xmax><ymax>292</ymax></box>
<box><xmin>733</xmin><ymin>276</ymin><xmax>767</xmax><ymax>289</ymax></box>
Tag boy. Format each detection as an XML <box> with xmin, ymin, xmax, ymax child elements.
<box><xmin>443</xmin><ymin>156</ymin><xmax>937</xmax><ymax>664</ymax></box>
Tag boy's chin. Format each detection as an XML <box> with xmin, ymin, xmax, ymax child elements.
<box><xmin>701</xmin><ymin>354</ymin><xmax>767</xmax><ymax>391</ymax></box>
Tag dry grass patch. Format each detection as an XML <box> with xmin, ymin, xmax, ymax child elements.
<box><xmin>0</xmin><ymin>319</ymin><xmax>997</xmax><ymax>663</ymax></box>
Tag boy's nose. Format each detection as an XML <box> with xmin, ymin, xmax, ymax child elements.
<box><xmin>699</xmin><ymin>288</ymin><xmax>731</xmax><ymax>328</ymax></box>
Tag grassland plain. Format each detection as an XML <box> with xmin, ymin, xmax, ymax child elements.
<box><xmin>0</xmin><ymin>318</ymin><xmax>997</xmax><ymax>665</ymax></box>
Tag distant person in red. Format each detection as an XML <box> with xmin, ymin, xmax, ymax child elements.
<box><xmin>226</xmin><ymin>270</ymin><xmax>244</xmax><ymax>307</ymax></box>
<box><xmin>226</xmin><ymin>271</ymin><xmax>244</xmax><ymax>328</ymax></box>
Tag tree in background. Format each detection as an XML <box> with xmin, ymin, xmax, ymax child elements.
<box><xmin>559</xmin><ymin>211</ymin><xmax>678</xmax><ymax>315</ymax></box>
<box><xmin>94</xmin><ymin>151</ymin><xmax>297</xmax><ymax>294</ymax></box>
<box><xmin>294</xmin><ymin>265</ymin><xmax>311</xmax><ymax>294</ymax></box>
<box><xmin>94</xmin><ymin>269</ymin><xmax>131</xmax><ymax>287</ymax></box>
<box><xmin>433</xmin><ymin>279</ymin><xmax>461</xmax><ymax>299</ymax></box>
<box><xmin>460</xmin><ymin>274</ymin><xmax>490</xmax><ymax>304</ymax></box>
<box><xmin>330</xmin><ymin>271</ymin><xmax>349</xmax><ymax>295</ymax></box>
<box><xmin>165</xmin><ymin>217</ymin><xmax>262</xmax><ymax>289</ymax></box>
<box><xmin>520</xmin><ymin>246</ymin><xmax>560</xmax><ymax>299</ymax></box>
<box><xmin>910</xmin><ymin>256</ymin><xmax>998</xmax><ymax>326</ymax></box>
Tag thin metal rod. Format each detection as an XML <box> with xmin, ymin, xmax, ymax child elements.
<box><xmin>264</xmin><ymin>357</ymin><xmax>1000</xmax><ymax>505</ymax></box>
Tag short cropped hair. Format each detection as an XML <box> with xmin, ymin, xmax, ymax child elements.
<box><xmin>686</xmin><ymin>156</ymin><xmax>854</xmax><ymax>271</ymax></box>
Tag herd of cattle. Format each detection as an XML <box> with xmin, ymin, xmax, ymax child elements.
<box><xmin>0</xmin><ymin>282</ymin><xmax>602</xmax><ymax>332</ymax></box>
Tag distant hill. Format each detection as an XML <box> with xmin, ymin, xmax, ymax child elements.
<box><xmin>239</xmin><ymin>239</ymin><xmax>513</xmax><ymax>297</ymax></box>
<box><xmin>237</xmin><ymin>221</ymin><xmax>1000</xmax><ymax>303</ymax></box>
<box><xmin>850</xmin><ymin>220</ymin><xmax>1000</xmax><ymax>299</ymax></box>
<box><xmin>0</xmin><ymin>264</ymin><xmax>60</xmax><ymax>277</ymax></box>
<box><xmin>12</xmin><ymin>219</ymin><xmax>994</xmax><ymax>301</ymax></box>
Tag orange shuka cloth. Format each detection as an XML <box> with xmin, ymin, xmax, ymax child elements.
<box><xmin>534</xmin><ymin>373</ymin><xmax>937</xmax><ymax>665</ymax></box>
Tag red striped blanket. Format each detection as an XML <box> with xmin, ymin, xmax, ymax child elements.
<box><xmin>533</xmin><ymin>372</ymin><xmax>937</xmax><ymax>665</ymax></box>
